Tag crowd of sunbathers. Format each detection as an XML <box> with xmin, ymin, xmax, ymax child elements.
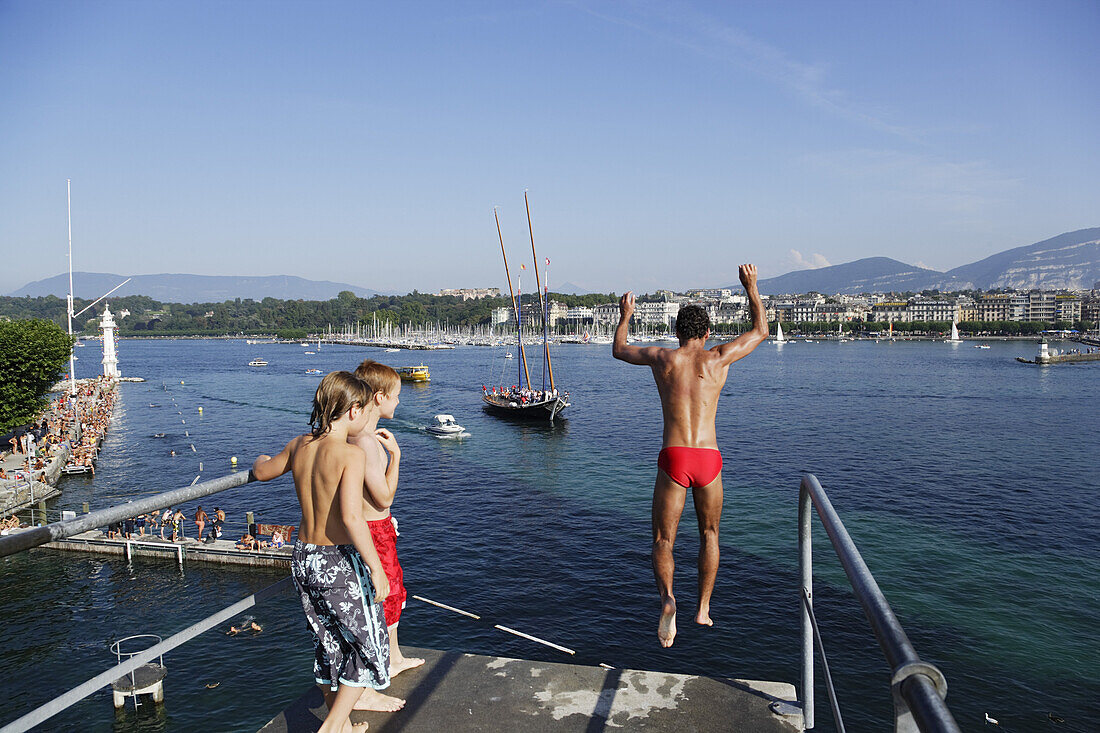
<box><xmin>3</xmin><ymin>378</ymin><xmax>117</xmax><ymax>479</ymax></box>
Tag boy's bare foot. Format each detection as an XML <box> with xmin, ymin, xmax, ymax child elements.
<box><xmin>339</xmin><ymin>720</ymin><xmax>368</xmax><ymax>732</ymax></box>
<box><xmin>353</xmin><ymin>688</ymin><xmax>405</xmax><ymax>712</ymax></box>
<box><xmin>695</xmin><ymin>607</ymin><xmax>714</xmax><ymax>627</ymax></box>
<box><xmin>389</xmin><ymin>656</ymin><xmax>425</xmax><ymax>678</ymax></box>
<box><xmin>658</xmin><ymin>597</ymin><xmax>677</xmax><ymax>647</ymax></box>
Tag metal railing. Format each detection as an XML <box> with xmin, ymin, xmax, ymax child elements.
<box><xmin>790</xmin><ymin>473</ymin><xmax>961</xmax><ymax>732</ymax></box>
<box><xmin>0</xmin><ymin>470</ymin><xmax>254</xmax><ymax>558</ymax></box>
<box><xmin>0</xmin><ymin>469</ymin><xmax>290</xmax><ymax>733</ymax></box>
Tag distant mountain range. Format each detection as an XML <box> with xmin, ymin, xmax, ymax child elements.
<box><xmin>8</xmin><ymin>273</ymin><xmax>384</xmax><ymax>302</ymax></box>
<box><xmin>746</xmin><ymin>228</ymin><xmax>1100</xmax><ymax>295</ymax></box>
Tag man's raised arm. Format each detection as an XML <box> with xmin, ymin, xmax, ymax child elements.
<box><xmin>713</xmin><ymin>264</ymin><xmax>769</xmax><ymax>365</ymax></box>
<box><xmin>612</xmin><ymin>292</ymin><xmax>663</xmax><ymax>366</ymax></box>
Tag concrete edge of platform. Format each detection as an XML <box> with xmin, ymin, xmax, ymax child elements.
<box><xmin>259</xmin><ymin>647</ymin><xmax>804</xmax><ymax>732</ymax></box>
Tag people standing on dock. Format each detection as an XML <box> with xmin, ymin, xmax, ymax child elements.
<box><xmin>353</xmin><ymin>360</ymin><xmax>425</xmax><ymax>679</ymax></box>
<box><xmin>613</xmin><ymin>263</ymin><xmax>769</xmax><ymax>648</ymax></box>
<box><xmin>160</xmin><ymin>508</ymin><xmax>173</xmax><ymax>540</ymax></box>
<box><xmin>252</xmin><ymin>370</ymin><xmax>404</xmax><ymax>730</ymax></box>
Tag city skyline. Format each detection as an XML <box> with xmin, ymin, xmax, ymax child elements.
<box><xmin>2</xmin><ymin>1</ymin><xmax>1097</xmax><ymax>295</ymax></box>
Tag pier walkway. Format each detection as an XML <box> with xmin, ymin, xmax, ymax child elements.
<box><xmin>38</xmin><ymin>529</ymin><xmax>291</xmax><ymax>568</ymax></box>
<box><xmin>259</xmin><ymin>647</ymin><xmax>801</xmax><ymax>732</ymax></box>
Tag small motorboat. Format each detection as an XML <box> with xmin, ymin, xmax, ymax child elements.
<box><xmin>248</xmin><ymin>358</ymin><xmax>268</xmax><ymax>367</ymax></box>
<box><xmin>385</xmin><ymin>348</ymin><xmax>400</xmax><ymax>353</ymax></box>
<box><xmin>974</xmin><ymin>345</ymin><xmax>991</xmax><ymax>349</ymax></box>
<box><xmin>304</xmin><ymin>351</ymin><xmax>315</xmax><ymax>355</ymax></box>
<box><xmin>504</xmin><ymin>352</ymin><xmax>514</xmax><ymax>359</ymax></box>
<box><xmin>425</xmin><ymin>414</ymin><xmax>467</xmax><ymax>436</ymax></box>
<box><xmin>305</xmin><ymin>368</ymin><xmax>322</xmax><ymax>375</ymax></box>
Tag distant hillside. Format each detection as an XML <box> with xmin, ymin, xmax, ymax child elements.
<box><xmin>936</xmin><ymin>228</ymin><xmax>1100</xmax><ymax>291</ymax></box>
<box><xmin>753</xmin><ymin>257</ymin><xmax>942</xmax><ymax>295</ymax></box>
<box><xmin>9</xmin><ymin>272</ymin><xmax>383</xmax><ymax>303</ymax></box>
<box><xmin>553</xmin><ymin>281</ymin><xmax>590</xmax><ymax>295</ymax></box>
<box><xmin>743</xmin><ymin>228</ymin><xmax>1099</xmax><ymax>294</ymax></box>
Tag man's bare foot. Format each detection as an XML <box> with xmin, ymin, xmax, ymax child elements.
<box><xmin>695</xmin><ymin>608</ymin><xmax>714</xmax><ymax>627</ymax></box>
<box><xmin>353</xmin><ymin>688</ymin><xmax>405</xmax><ymax>712</ymax></box>
<box><xmin>389</xmin><ymin>656</ymin><xmax>425</xmax><ymax>678</ymax></box>
<box><xmin>658</xmin><ymin>597</ymin><xmax>677</xmax><ymax>647</ymax></box>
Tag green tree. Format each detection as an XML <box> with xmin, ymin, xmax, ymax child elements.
<box><xmin>0</xmin><ymin>319</ymin><xmax>74</xmax><ymax>433</ymax></box>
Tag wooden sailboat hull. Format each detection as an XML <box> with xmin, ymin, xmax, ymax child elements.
<box><xmin>482</xmin><ymin>394</ymin><xmax>569</xmax><ymax>422</ymax></box>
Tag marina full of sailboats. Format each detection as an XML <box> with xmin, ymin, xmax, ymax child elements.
<box><xmin>481</xmin><ymin>193</ymin><xmax>570</xmax><ymax>423</ymax></box>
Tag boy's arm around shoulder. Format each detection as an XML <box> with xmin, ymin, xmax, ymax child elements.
<box><xmin>252</xmin><ymin>436</ymin><xmax>301</xmax><ymax>482</ymax></box>
<box><xmin>353</xmin><ymin>432</ymin><xmax>397</xmax><ymax>508</ymax></box>
<box><xmin>337</xmin><ymin>445</ymin><xmax>390</xmax><ymax>603</ymax></box>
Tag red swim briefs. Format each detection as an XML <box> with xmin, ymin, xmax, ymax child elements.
<box><xmin>657</xmin><ymin>447</ymin><xmax>723</xmax><ymax>489</ymax></box>
<box><xmin>367</xmin><ymin>516</ymin><xmax>406</xmax><ymax>626</ymax></box>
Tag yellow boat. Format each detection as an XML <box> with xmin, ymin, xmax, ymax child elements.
<box><xmin>396</xmin><ymin>365</ymin><xmax>430</xmax><ymax>382</ymax></box>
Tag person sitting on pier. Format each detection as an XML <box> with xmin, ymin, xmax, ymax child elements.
<box><xmin>252</xmin><ymin>370</ymin><xmax>404</xmax><ymax>726</ymax></box>
<box><xmin>353</xmin><ymin>360</ymin><xmax>425</xmax><ymax>680</ymax></box>
<box><xmin>613</xmin><ymin>264</ymin><xmax>769</xmax><ymax>648</ymax></box>
<box><xmin>235</xmin><ymin>532</ymin><xmax>260</xmax><ymax>551</ymax></box>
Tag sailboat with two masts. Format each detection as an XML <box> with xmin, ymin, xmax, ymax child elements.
<box><xmin>482</xmin><ymin>194</ymin><xmax>570</xmax><ymax>423</ymax></box>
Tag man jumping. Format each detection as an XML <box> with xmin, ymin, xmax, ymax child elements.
<box><xmin>613</xmin><ymin>264</ymin><xmax>768</xmax><ymax>647</ymax></box>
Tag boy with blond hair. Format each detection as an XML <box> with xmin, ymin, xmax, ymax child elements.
<box><xmin>352</xmin><ymin>359</ymin><xmax>424</xmax><ymax>678</ymax></box>
<box><xmin>253</xmin><ymin>370</ymin><xmax>404</xmax><ymax>732</ymax></box>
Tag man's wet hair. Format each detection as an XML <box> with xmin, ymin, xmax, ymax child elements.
<box><xmin>675</xmin><ymin>304</ymin><xmax>710</xmax><ymax>341</ymax></box>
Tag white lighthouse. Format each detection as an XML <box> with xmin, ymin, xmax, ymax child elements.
<box><xmin>101</xmin><ymin>303</ymin><xmax>120</xmax><ymax>378</ymax></box>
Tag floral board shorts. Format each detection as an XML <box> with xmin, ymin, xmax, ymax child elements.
<box><xmin>291</xmin><ymin>540</ymin><xmax>391</xmax><ymax>691</ymax></box>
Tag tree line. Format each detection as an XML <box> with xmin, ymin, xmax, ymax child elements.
<box><xmin>0</xmin><ymin>291</ymin><xmax>618</xmax><ymax>338</ymax></box>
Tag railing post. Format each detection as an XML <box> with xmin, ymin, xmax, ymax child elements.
<box><xmin>799</xmin><ymin>481</ymin><xmax>815</xmax><ymax>729</ymax></box>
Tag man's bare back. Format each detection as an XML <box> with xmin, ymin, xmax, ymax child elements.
<box><xmin>613</xmin><ymin>264</ymin><xmax>768</xmax><ymax>647</ymax></box>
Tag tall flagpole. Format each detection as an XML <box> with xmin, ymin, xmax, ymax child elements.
<box><xmin>494</xmin><ymin>208</ymin><xmax>530</xmax><ymax>388</ymax></box>
<box><xmin>67</xmin><ymin>179</ymin><xmax>76</xmax><ymax>396</ymax></box>
<box><xmin>525</xmin><ymin>191</ymin><xmax>555</xmax><ymax>392</ymax></box>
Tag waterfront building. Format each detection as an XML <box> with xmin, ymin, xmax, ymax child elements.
<box><xmin>909</xmin><ymin>298</ymin><xmax>961</xmax><ymax>323</ymax></box>
<box><xmin>491</xmin><ymin>306</ymin><xmax>512</xmax><ymax>326</ymax></box>
<box><xmin>634</xmin><ymin>300</ymin><xmax>680</xmax><ymax>329</ymax></box>
<box><xmin>1054</xmin><ymin>294</ymin><xmax>1082</xmax><ymax>322</ymax></box>
<box><xmin>592</xmin><ymin>303</ymin><xmax>619</xmax><ymax>325</ymax></box>
<box><xmin>978</xmin><ymin>293</ymin><xmax>1027</xmax><ymax>321</ymax></box>
<box><xmin>690</xmin><ymin>288</ymin><xmax>733</xmax><ymax>299</ymax></box>
<box><xmin>870</xmin><ymin>301</ymin><xmax>910</xmax><ymax>323</ymax></box>
<box><xmin>438</xmin><ymin>287</ymin><xmax>501</xmax><ymax>300</ymax></box>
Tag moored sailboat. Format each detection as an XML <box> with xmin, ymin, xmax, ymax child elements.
<box><xmin>482</xmin><ymin>196</ymin><xmax>570</xmax><ymax>422</ymax></box>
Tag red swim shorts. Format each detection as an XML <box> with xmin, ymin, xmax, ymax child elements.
<box><xmin>367</xmin><ymin>516</ymin><xmax>406</xmax><ymax>626</ymax></box>
<box><xmin>657</xmin><ymin>447</ymin><xmax>723</xmax><ymax>489</ymax></box>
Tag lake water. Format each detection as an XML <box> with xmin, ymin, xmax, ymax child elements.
<box><xmin>1</xmin><ymin>337</ymin><xmax>1097</xmax><ymax>732</ymax></box>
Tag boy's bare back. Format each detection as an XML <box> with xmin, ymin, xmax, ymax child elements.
<box><xmin>284</xmin><ymin>433</ymin><xmax>366</xmax><ymax>545</ymax></box>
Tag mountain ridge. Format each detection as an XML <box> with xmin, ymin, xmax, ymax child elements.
<box><xmin>744</xmin><ymin>228</ymin><xmax>1100</xmax><ymax>294</ymax></box>
<box><xmin>9</xmin><ymin>272</ymin><xmax>385</xmax><ymax>302</ymax></box>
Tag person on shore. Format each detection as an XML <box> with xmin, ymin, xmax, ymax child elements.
<box><xmin>353</xmin><ymin>360</ymin><xmax>424</xmax><ymax>679</ymax></box>
<box><xmin>612</xmin><ymin>264</ymin><xmax>768</xmax><ymax>648</ymax></box>
<box><xmin>252</xmin><ymin>370</ymin><xmax>403</xmax><ymax>728</ymax></box>
<box><xmin>194</xmin><ymin>506</ymin><xmax>208</xmax><ymax>540</ymax></box>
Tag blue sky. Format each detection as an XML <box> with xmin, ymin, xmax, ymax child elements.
<box><xmin>1</xmin><ymin>0</ymin><xmax>1097</xmax><ymax>295</ymax></box>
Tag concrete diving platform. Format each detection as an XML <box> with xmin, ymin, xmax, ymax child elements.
<box><xmin>259</xmin><ymin>647</ymin><xmax>802</xmax><ymax>732</ymax></box>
